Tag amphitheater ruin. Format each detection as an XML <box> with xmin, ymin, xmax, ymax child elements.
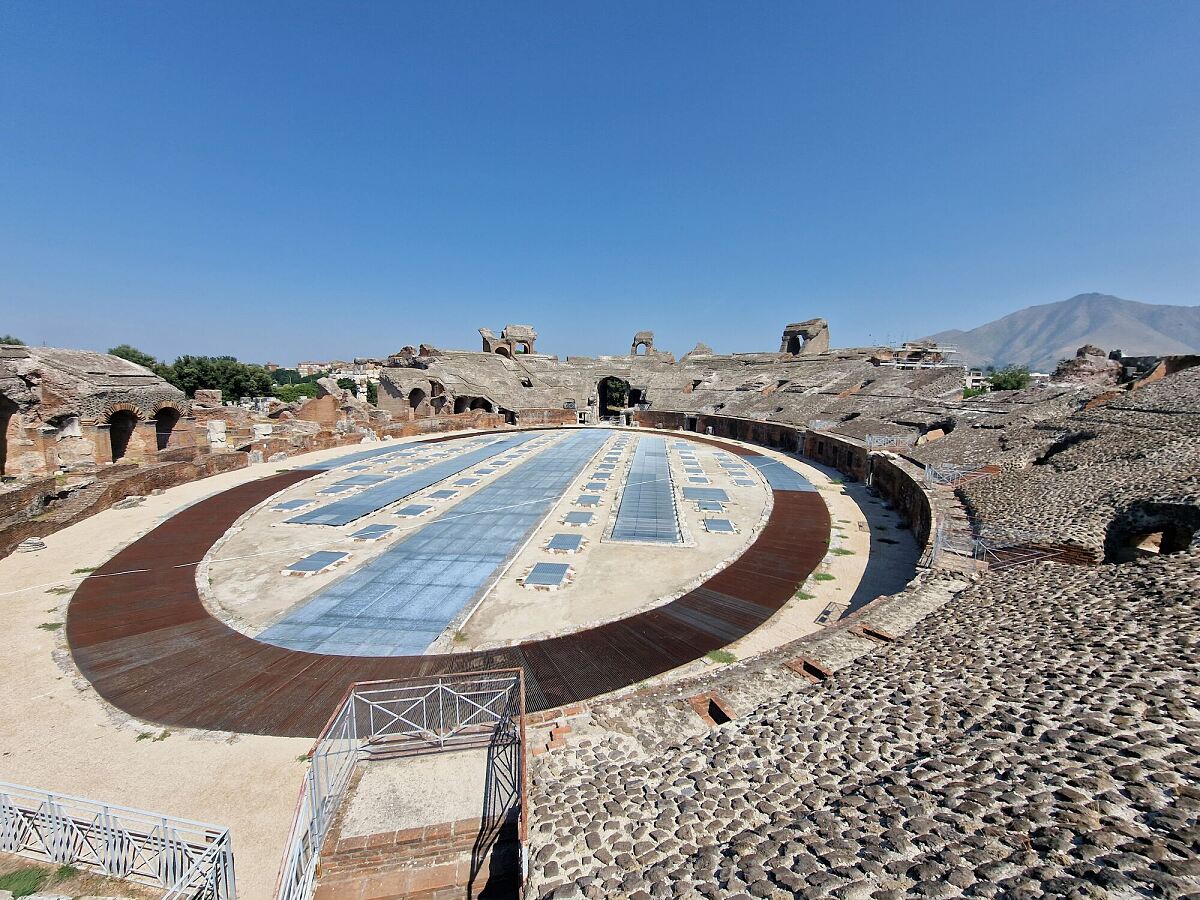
<box><xmin>0</xmin><ymin>320</ymin><xmax>1196</xmax><ymax>900</ymax></box>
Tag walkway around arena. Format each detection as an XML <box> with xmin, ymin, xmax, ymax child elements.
<box><xmin>66</xmin><ymin>429</ymin><xmax>830</xmax><ymax>737</ymax></box>
<box><xmin>259</xmin><ymin>429</ymin><xmax>610</xmax><ymax>655</ymax></box>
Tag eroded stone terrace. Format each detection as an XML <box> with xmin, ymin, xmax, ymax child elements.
<box><xmin>528</xmin><ymin>547</ymin><xmax>1200</xmax><ymax>899</ymax></box>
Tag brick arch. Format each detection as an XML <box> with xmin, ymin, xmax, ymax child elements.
<box><xmin>100</xmin><ymin>401</ymin><xmax>144</xmax><ymax>422</ymax></box>
<box><xmin>151</xmin><ymin>400</ymin><xmax>185</xmax><ymax>416</ymax></box>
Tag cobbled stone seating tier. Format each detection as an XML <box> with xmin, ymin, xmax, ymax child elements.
<box><xmin>528</xmin><ymin>547</ymin><xmax>1200</xmax><ymax>899</ymax></box>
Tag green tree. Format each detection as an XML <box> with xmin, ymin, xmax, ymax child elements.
<box><xmin>366</xmin><ymin>382</ymin><xmax>378</xmax><ymax>406</ymax></box>
<box><xmin>988</xmin><ymin>366</ymin><xmax>1032</xmax><ymax>392</ymax></box>
<box><xmin>962</xmin><ymin>385</ymin><xmax>988</xmax><ymax>399</ymax></box>
<box><xmin>0</xmin><ymin>334</ymin><xmax>24</xmax><ymax>345</ymax></box>
<box><xmin>336</xmin><ymin>377</ymin><xmax>357</xmax><ymax>393</ymax></box>
<box><xmin>108</xmin><ymin>344</ymin><xmax>158</xmax><ymax>368</ymax></box>
<box><xmin>158</xmin><ymin>355</ymin><xmax>276</xmax><ymax>401</ymax></box>
<box><xmin>274</xmin><ymin>383</ymin><xmax>318</xmax><ymax>403</ymax></box>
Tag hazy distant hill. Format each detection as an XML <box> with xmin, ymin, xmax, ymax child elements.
<box><xmin>923</xmin><ymin>293</ymin><xmax>1200</xmax><ymax>372</ymax></box>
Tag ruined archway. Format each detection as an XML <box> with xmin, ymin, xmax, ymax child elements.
<box><xmin>1104</xmin><ymin>501</ymin><xmax>1200</xmax><ymax>563</ymax></box>
<box><xmin>469</xmin><ymin>398</ymin><xmax>491</xmax><ymax>412</ymax></box>
<box><xmin>107</xmin><ymin>409</ymin><xmax>138</xmax><ymax>462</ymax></box>
<box><xmin>786</xmin><ymin>335</ymin><xmax>802</xmax><ymax>355</ymax></box>
<box><xmin>408</xmin><ymin>388</ymin><xmax>428</xmax><ymax>416</ymax></box>
<box><xmin>597</xmin><ymin>376</ymin><xmax>630</xmax><ymax>417</ymax></box>
<box><xmin>0</xmin><ymin>393</ymin><xmax>17</xmax><ymax>477</ymax></box>
<box><xmin>153</xmin><ymin>406</ymin><xmax>181</xmax><ymax>451</ymax></box>
<box><xmin>495</xmin><ymin>346</ymin><xmax>512</xmax><ymax>358</ymax></box>
<box><xmin>516</xmin><ymin>342</ymin><xmax>531</xmax><ymax>355</ymax></box>
<box><xmin>429</xmin><ymin>382</ymin><xmax>447</xmax><ymax>414</ymax></box>
<box><xmin>453</xmin><ymin>396</ymin><xmax>471</xmax><ymax>415</ymax></box>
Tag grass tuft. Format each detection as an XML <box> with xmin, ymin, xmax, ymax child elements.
<box><xmin>71</xmin><ymin>566</ymin><xmax>97</xmax><ymax>574</ymax></box>
<box><xmin>0</xmin><ymin>868</ymin><xmax>48</xmax><ymax>898</ymax></box>
<box><xmin>813</xmin><ymin>573</ymin><xmax>836</xmax><ymax>582</ymax></box>
<box><xmin>45</xmin><ymin>586</ymin><xmax>73</xmax><ymax>596</ymax></box>
<box><xmin>705</xmin><ymin>649</ymin><xmax>737</xmax><ymax>664</ymax></box>
<box><xmin>37</xmin><ymin>622</ymin><xmax>63</xmax><ymax>631</ymax></box>
<box><xmin>795</xmin><ymin>591</ymin><xmax>815</xmax><ymax>600</ymax></box>
<box><xmin>830</xmin><ymin>548</ymin><xmax>855</xmax><ymax>556</ymax></box>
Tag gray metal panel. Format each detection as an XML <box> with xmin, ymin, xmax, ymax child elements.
<box><xmin>526</xmin><ymin>562</ymin><xmax>571</xmax><ymax>586</ymax></box>
<box><xmin>682</xmin><ymin>487</ymin><xmax>730</xmax><ymax>502</ymax></box>
<box><xmin>745</xmin><ymin>455</ymin><xmax>817</xmax><ymax>491</ymax></box>
<box><xmin>285</xmin><ymin>550</ymin><xmax>348</xmax><ymax>572</ymax></box>
<box><xmin>274</xmin><ymin>499</ymin><xmax>312</xmax><ymax>511</ymax></box>
<box><xmin>395</xmin><ymin>504</ymin><xmax>432</xmax><ymax>517</ymax></box>
<box><xmin>351</xmin><ymin>524</ymin><xmax>396</xmax><ymax>540</ymax></box>
<box><xmin>610</xmin><ymin>436</ymin><xmax>682</xmax><ymax>544</ymax></box>
<box><xmin>704</xmin><ymin>518</ymin><xmax>735</xmax><ymax>533</ymax></box>
<box><xmin>547</xmin><ymin>533</ymin><xmax>584</xmax><ymax>551</ymax></box>
<box><xmin>563</xmin><ymin>511</ymin><xmax>594</xmax><ymax>525</ymax></box>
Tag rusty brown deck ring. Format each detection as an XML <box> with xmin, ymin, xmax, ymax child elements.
<box><xmin>67</xmin><ymin>430</ymin><xmax>831</xmax><ymax>737</ymax></box>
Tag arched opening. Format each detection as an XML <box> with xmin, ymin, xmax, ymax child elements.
<box><xmin>453</xmin><ymin>396</ymin><xmax>472</xmax><ymax>415</ymax></box>
<box><xmin>1104</xmin><ymin>502</ymin><xmax>1200</xmax><ymax>563</ymax></box>
<box><xmin>153</xmin><ymin>407</ymin><xmax>181</xmax><ymax>451</ymax></box>
<box><xmin>597</xmin><ymin>376</ymin><xmax>630</xmax><ymax>417</ymax></box>
<box><xmin>787</xmin><ymin>335</ymin><xmax>803</xmax><ymax>355</ymax></box>
<box><xmin>0</xmin><ymin>393</ymin><xmax>17</xmax><ymax>477</ymax></box>
<box><xmin>628</xmin><ymin>388</ymin><xmax>644</xmax><ymax>406</ymax></box>
<box><xmin>495</xmin><ymin>346</ymin><xmax>512</xmax><ymax>358</ymax></box>
<box><xmin>634</xmin><ymin>342</ymin><xmax>649</xmax><ymax>355</ymax></box>
<box><xmin>516</xmin><ymin>342</ymin><xmax>531</xmax><ymax>355</ymax></box>
<box><xmin>408</xmin><ymin>388</ymin><xmax>428</xmax><ymax>416</ymax></box>
<box><xmin>108</xmin><ymin>410</ymin><xmax>138</xmax><ymax>462</ymax></box>
<box><xmin>429</xmin><ymin>382</ymin><xmax>447</xmax><ymax>414</ymax></box>
<box><xmin>469</xmin><ymin>398</ymin><xmax>490</xmax><ymax>412</ymax></box>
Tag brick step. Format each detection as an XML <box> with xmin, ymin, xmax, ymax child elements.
<box><xmin>316</xmin><ymin>819</ymin><xmax>521</xmax><ymax>900</ymax></box>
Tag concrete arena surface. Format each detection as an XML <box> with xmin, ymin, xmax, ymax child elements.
<box><xmin>66</xmin><ymin>427</ymin><xmax>832</xmax><ymax>738</ymax></box>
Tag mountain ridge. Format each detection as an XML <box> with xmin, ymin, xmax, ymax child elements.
<box><xmin>922</xmin><ymin>293</ymin><xmax>1200</xmax><ymax>371</ymax></box>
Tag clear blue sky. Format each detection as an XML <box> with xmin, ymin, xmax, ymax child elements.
<box><xmin>2</xmin><ymin>2</ymin><xmax>1197</xmax><ymax>364</ymax></box>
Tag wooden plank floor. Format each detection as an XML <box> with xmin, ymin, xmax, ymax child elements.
<box><xmin>67</xmin><ymin>434</ymin><xmax>830</xmax><ymax>737</ymax></box>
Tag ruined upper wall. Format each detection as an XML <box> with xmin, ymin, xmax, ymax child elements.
<box><xmin>0</xmin><ymin>345</ymin><xmax>187</xmax><ymax>425</ymax></box>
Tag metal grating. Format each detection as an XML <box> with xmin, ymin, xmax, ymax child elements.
<box><xmin>350</xmin><ymin>524</ymin><xmax>396</xmax><ymax>541</ymax></box>
<box><xmin>525</xmin><ymin>562</ymin><xmax>571</xmax><ymax>587</ymax></box>
<box><xmin>428</xmin><ymin>489</ymin><xmax>459</xmax><ymax>499</ymax></box>
<box><xmin>547</xmin><ymin>533</ymin><xmax>584</xmax><ymax>552</ymax></box>
<box><xmin>563</xmin><ymin>511</ymin><xmax>594</xmax><ymax>525</ymax></box>
<box><xmin>696</xmin><ymin>500</ymin><xmax>725</xmax><ymax>511</ymax></box>
<box><xmin>575</xmin><ymin>495</ymin><xmax>601</xmax><ymax>507</ymax></box>
<box><xmin>682</xmin><ymin>487</ymin><xmax>730</xmax><ymax>502</ymax></box>
<box><xmin>285</xmin><ymin>551</ymin><xmax>348</xmax><ymax>573</ymax></box>
<box><xmin>703</xmin><ymin>518</ymin><xmax>736</xmax><ymax>533</ymax></box>
<box><xmin>610</xmin><ymin>436</ymin><xmax>682</xmax><ymax>544</ymax></box>
<box><xmin>744</xmin><ymin>455</ymin><xmax>817</xmax><ymax>491</ymax></box>
<box><xmin>274</xmin><ymin>499</ymin><xmax>312</xmax><ymax>511</ymax></box>
<box><xmin>395</xmin><ymin>504</ymin><xmax>432</xmax><ymax>517</ymax></box>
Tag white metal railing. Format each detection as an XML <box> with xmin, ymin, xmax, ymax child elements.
<box><xmin>275</xmin><ymin>670</ymin><xmax>524</xmax><ymax>900</ymax></box>
<box><xmin>865</xmin><ymin>434</ymin><xmax>916</xmax><ymax>450</ymax></box>
<box><xmin>0</xmin><ymin>782</ymin><xmax>234</xmax><ymax>900</ymax></box>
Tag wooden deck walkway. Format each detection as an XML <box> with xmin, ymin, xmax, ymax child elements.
<box><xmin>67</xmin><ymin>435</ymin><xmax>830</xmax><ymax>737</ymax></box>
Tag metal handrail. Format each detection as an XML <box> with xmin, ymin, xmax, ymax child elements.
<box><xmin>0</xmin><ymin>782</ymin><xmax>234</xmax><ymax>900</ymax></box>
<box><xmin>274</xmin><ymin>669</ymin><xmax>524</xmax><ymax>900</ymax></box>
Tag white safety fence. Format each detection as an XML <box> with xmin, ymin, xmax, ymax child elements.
<box><xmin>274</xmin><ymin>670</ymin><xmax>524</xmax><ymax>900</ymax></box>
<box><xmin>0</xmin><ymin>782</ymin><xmax>235</xmax><ymax>900</ymax></box>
